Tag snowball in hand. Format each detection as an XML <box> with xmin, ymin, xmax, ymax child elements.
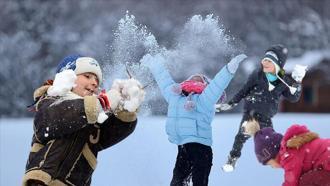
<box><xmin>106</xmin><ymin>89</ymin><xmax>122</xmax><ymax>111</ymax></box>
<box><xmin>110</xmin><ymin>78</ymin><xmax>145</xmax><ymax>112</ymax></box>
<box><xmin>122</xmin><ymin>79</ymin><xmax>146</xmax><ymax>112</ymax></box>
<box><xmin>291</xmin><ymin>64</ymin><xmax>307</xmax><ymax>83</ymax></box>
<box><xmin>47</xmin><ymin>70</ymin><xmax>77</xmax><ymax>97</ymax></box>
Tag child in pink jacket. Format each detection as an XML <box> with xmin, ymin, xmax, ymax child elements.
<box><xmin>244</xmin><ymin>120</ymin><xmax>330</xmax><ymax>186</ymax></box>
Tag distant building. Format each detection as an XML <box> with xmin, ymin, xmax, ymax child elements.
<box><xmin>281</xmin><ymin>52</ymin><xmax>330</xmax><ymax>113</ymax></box>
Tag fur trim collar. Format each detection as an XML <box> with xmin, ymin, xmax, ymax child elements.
<box><xmin>33</xmin><ymin>85</ymin><xmax>51</xmax><ymax>101</ymax></box>
<box><xmin>49</xmin><ymin>91</ymin><xmax>82</xmax><ymax>107</ymax></box>
<box><xmin>286</xmin><ymin>132</ymin><xmax>319</xmax><ymax>149</ymax></box>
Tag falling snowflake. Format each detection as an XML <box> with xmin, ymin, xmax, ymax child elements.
<box><xmin>265</xmin><ymin>136</ymin><xmax>269</xmax><ymax>139</ymax></box>
<box><xmin>46</xmin><ymin>127</ymin><xmax>49</xmax><ymax>131</ymax></box>
<box><xmin>284</xmin><ymin>152</ymin><xmax>290</xmax><ymax>158</ymax></box>
<box><xmin>44</xmin><ymin>133</ymin><xmax>49</xmax><ymax>137</ymax></box>
<box><xmin>305</xmin><ymin>149</ymin><xmax>310</xmax><ymax>153</ymax></box>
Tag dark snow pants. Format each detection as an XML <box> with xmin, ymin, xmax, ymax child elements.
<box><xmin>170</xmin><ymin>142</ymin><xmax>213</xmax><ymax>186</ymax></box>
<box><xmin>230</xmin><ymin>112</ymin><xmax>273</xmax><ymax>158</ymax></box>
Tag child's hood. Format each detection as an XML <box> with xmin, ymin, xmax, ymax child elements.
<box><xmin>282</xmin><ymin>124</ymin><xmax>319</xmax><ymax>149</ymax></box>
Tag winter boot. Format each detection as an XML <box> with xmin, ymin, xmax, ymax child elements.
<box><xmin>222</xmin><ymin>155</ymin><xmax>238</xmax><ymax>172</ymax></box>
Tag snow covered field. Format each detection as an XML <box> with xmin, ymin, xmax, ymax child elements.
<box><xmin>1</xmin><ymin>113</ymin><xmax>329</xmax><ymax>186</ymax></box>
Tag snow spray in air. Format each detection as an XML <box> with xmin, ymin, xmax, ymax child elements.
<box><xmin>104</xmin><ymin>12</ymin><xmax>161</xmax><ymax>115</ymax></box>
<box><xmin>164</xmin><ymin>14</ymin><xmax>236</xmax><ymax>78</ymax></box>
<box><xmin>104</xmin><ymin>12</ymin><xmax>238</xmax><ymax>115</ymax></box>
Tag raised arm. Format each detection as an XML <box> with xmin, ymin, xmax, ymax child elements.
<box><xmin>198</xmin><ymin>54</ymin><xmax>247</xmax><ymax>109</ymax></box>
<box><xmin>141</xmin><ymin>54</ymin><xmax>177</xmax><ymax>102</ymax></box>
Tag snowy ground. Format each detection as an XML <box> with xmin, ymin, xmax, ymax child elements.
<box><xmin>1</xmin><ymin>113</ymin><xmax>329</xmax><ymax>186</ymax></box>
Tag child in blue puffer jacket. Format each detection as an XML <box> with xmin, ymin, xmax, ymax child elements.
<box><xmin>141</xmin><ymin>53</ymin><xmax>247</xmax><ymax>186</ymax></box>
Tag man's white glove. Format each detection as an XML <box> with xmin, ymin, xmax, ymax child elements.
<box><xmin>226</xmin><ymin>54</ymin><xmax>248</xmax><ymax>74</ymax></box>
<box><xmin>215</xmin><ymin>103</ymin><xmax>235</xmax><ymax>112</ymax></box>
<box><xmin>291</xmin><ymin>64</ymin><xmax>307</xmax><ymax>83</ymax></box>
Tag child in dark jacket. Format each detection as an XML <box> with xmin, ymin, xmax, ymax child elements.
<box><xmin>22</xmin><ymin>55</ymin><xmax>143</xmax><ymax>186</ymax></box>
<box><xmin>218</xmin><ymin>44</ymin><xmax>306</xmax><ymax>171</ymax></box>
<box><xmin>141</xmin><ymin>52</ymin><xmax>247</xmax><ymax>186</ymax></box>
<box><xmin>244</xmin><ymin>119</ymin><xmax>330</xmax><ymax>186</ymax></box>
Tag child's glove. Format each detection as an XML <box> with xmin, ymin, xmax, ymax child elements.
<box><xmin>140</xmin><ymin>53</ymin><xmax>166</xmax><ymax>67</ymax></box>
<box><xmin>291</xmin><ymin>64</ymin><xmax>307</xmax><ymax>83</ymax></box>
<box><xmin>215</xmin><ymin>103</ymin><xmax>235</xmax><ymax>112</ymax></box>
<box><xmin>97</xmin><ymin>90</ymin><xmax>111</xmax><ymax>112</ymax></box>
<box><xmin>226</xmin><ymin>54</ymin><xmax>247</xmax><ymax>74</ymax></box>
<box><xmin>96</xmin><ymin>89</ymin><xmax>111</xmax><ymax>124</ymax></box>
